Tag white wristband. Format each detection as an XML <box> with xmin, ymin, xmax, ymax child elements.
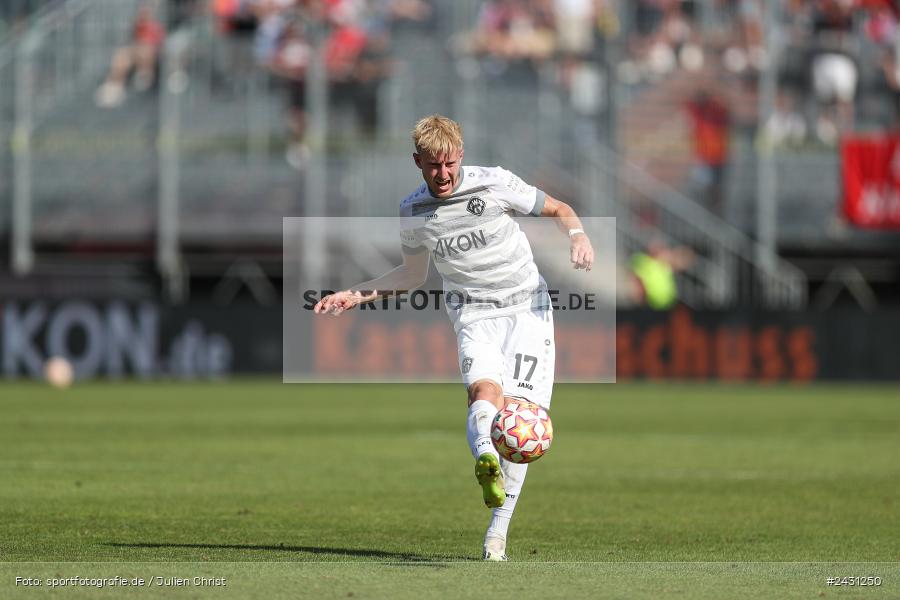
<box><xmin>567</xmin><ymin>228</ymin><xmax>584</xmax><ymax>238</ymax></box>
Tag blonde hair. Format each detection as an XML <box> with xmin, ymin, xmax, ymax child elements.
<box><xmin>412</xmin><ymin>115</ymin><xmax>463</xmax><ymax>157</ymax></box>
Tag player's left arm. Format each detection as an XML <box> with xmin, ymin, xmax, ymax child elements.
<box><xmin>540</xmin><ymin>195</ymin><xmax>594</xmax><ymax>271</ymax></box>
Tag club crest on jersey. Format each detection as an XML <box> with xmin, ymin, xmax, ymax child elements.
<box><xmin>462</xmin><ymin>357</ymin><xmax>473</xmax><ymax>373</ymax></box>
<box><xmin>466</xmin><ymin>197</ymin><xmax>486</xmax><ymax>216</ymax></box>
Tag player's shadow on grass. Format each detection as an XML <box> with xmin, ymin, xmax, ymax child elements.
<box><xmin>104</xmin><ymin>542</ymin><xmax>471</xmax><ymax>563</ymax></box>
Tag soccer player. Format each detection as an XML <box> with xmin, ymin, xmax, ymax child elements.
<box><xmin>314</xmin><ymin>115</ymin><xmax>594</xmax><ymax>561</ymax></box>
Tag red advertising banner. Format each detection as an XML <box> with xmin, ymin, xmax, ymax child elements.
<box><xmin>841</xmin><ymin>133</ymin><xmax>900</xmax><ymax>228</ymax></box>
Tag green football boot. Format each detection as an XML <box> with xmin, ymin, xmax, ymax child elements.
<box><xmin>475</xmin><ymin>453</ymin><xmax>505</xmax><ymax>508</ymax></box>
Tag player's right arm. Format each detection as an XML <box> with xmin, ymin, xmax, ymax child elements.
<box><xmin>312</xmin><ymin>248</ymin><xmax>429</xmax><ymax>316</ymax></box>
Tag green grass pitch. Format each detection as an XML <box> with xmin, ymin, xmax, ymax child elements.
<box><xmin>1</xmin><ymin>381</ymin><xmax>898</xmax><ymax>599</ymax></box>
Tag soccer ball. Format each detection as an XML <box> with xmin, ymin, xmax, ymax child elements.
<box><xmin>44</xmin><ymin>357</ymin><xmax>74</xmax><ymax>389</ymax></box>
<box><xmin>491</xmin><ymin>399</ymin><xmax>553</xmax><ymax>464</ymax></box>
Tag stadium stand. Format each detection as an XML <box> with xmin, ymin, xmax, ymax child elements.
<box><xmin>1</xmin><ymin>0</ymin><xmax>899</xmax><ymax>306</ymax></box>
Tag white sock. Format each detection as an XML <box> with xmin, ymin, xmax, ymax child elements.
<box><xmin>466</xmin><ymin>400</ymin><xmax>499</xmax><ymax>459</ymax></box>
<box><xmin>486</xmin><ymin>494</ymin><xmax>519</xmax><ymax>540</ymax></box>
<box><xmin>486</xmin><ymin>460</ymin><xmax>528</xmax><ymax>540</ymax></box>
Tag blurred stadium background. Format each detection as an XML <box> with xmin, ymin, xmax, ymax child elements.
<box><xmin>1</xmin><ymin>0</ymin><xmax>900</xmax><ymax>381</ymax></box>
<box><xmin>3</xmin><ymin>3</ymin><xmax>900</xmax><ymax>592</ymax></box>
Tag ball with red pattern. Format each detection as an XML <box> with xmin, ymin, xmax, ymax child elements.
<box><xmin>490</xmin><ymin>399</ymin><xmax>553</xmax><ymax>464</ymax></box>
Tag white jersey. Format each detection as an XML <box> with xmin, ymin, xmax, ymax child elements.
<box><xmin>399</xmin><ymin>165</ymin><xmax>550</xmax><ymax>333</ymax></box>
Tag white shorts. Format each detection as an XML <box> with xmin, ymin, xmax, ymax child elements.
<box><xmin>457</xmin><ymin>307</ymin><xmax>555</xmax><ymax>409</ymax></box>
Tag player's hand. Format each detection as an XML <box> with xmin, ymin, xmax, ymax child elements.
<box><xmin>313</xmin><ymin>289</ymin><xmax>378</xmax><ymax>316</ymax></box>
<box><xmin>570</xmin><ymin>233</ymin><xmax>594</xmax><ymax>271</ymax></box>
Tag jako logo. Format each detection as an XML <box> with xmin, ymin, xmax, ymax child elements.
<box><xmin>433</xmin><ymin>229</ymin><xmax>487</xmax><ymax>258</ymax></box>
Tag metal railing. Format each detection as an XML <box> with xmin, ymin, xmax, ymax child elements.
<box><xmin>7</xmin><ymin>0</ymin><xmax>145</xmax><ymax>273</ymax></box>
<box><xmin>1</xmin><ymin>39</ymin><xmax>16</xmax><ymax>237</ymax></box>
<box><xmin>581</xmin><ymin>144</ymin><xmax>807</xmax><ymax>309</ymax></box>
<box><xmin>157</xmin><ymin>27</ymin><xmax>192</xmax><ymax>302</ymax></box>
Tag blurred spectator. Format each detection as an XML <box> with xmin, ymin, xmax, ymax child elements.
<box><xmin>880</xmin><ymin>38</ymin><xmax>900</xmax><ymax>123</ymax></box>
<box><xmin>261</xmin><ymin>10</ymin><xmax>312</xmax><ymax>169</ymax></box>
<box><xmin>811</xmin><ymin>51</ymin><xmax>858</xmax><ymax>142</ymax></box>
<box><xmin>554</xmin><ymin>0</ymin><xmax>595</xmax><ymax>58</ymax></box>
<box><xmin>253</xmin><ymin>1</ymin><xmax>320</xmax><ymax>169</ymax></box>
<box><xmin>685</xmin><ymin>88</ymin><xmax>730</xmax><ymax>214</ymax></box>
<box><xmin>809</xmin><ymin>0</ymin><xmax>859</xmax><ymax>144</ymax></box>
<box><xmin>95</xmin><ymin>3</ymin><xmax>166</xmax><ymax>108</ymax></box>
<box><xmin>328</xmin><ymin>1</ymin><xmax>402</xmax><ymax>138</ymax></box>
<box><xmin>762</xmin><ymin>92</ymin><xmax>808</xmax><ymax>148</ymax></box>
<box><xmin>350</xmin><ymin>33</ymin><xmax>393</xmax><ymax>138</ymax></box>
<box><xmin>252</xmin><ymin>0</ymin><xmax>297</xmax><ymax>65</ymax></box>
<box><xmin>554</xmin><ymin>0</ymin><xmax>595</xmax><ymax>103</ymax></box>
<box><xmin>865</xmin><ymin>3</ymin><xmax>900</xmax><ymax>123</ymax></box>
<box><xmin>628</xmin><ymin>239</ymin><xmax>694</xmax><ymax>310</ymax></box>
<box><xmin>736</xmin><ymin>0</ymin><xmax>765</xmax><ymax>70</ymax></box>
<box><xmin>254</xmin><ymin>0</ymin><xmax>402</xmax><ymax>169</ymax></box>
<box><xmin>863</xmin><ymin>0</ymin><xmax>897</xmax><ymax>45</ymax></box>
<box><xmin>207</xmin><ymin>0</ymin><xmax>260</xmax><ymax>89</ymax></box>
<box><xmin>468</xmin><ymin>0</ymin><xmax>556</xmax><ymax>70</ymax></box>
<box><xmin>212</xmin><ymin>0</ymin><xmax>259</xmax><ymax>35</ymax></box>
<box><xmin>324</xmin><ymin>12</ymin><xmax>368</xmax><ymax>81</ymax></box>
<box><xmin>623</xmin><ymin>0</ymin><xmax>703</xmax><ymax>81</ymax></box>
